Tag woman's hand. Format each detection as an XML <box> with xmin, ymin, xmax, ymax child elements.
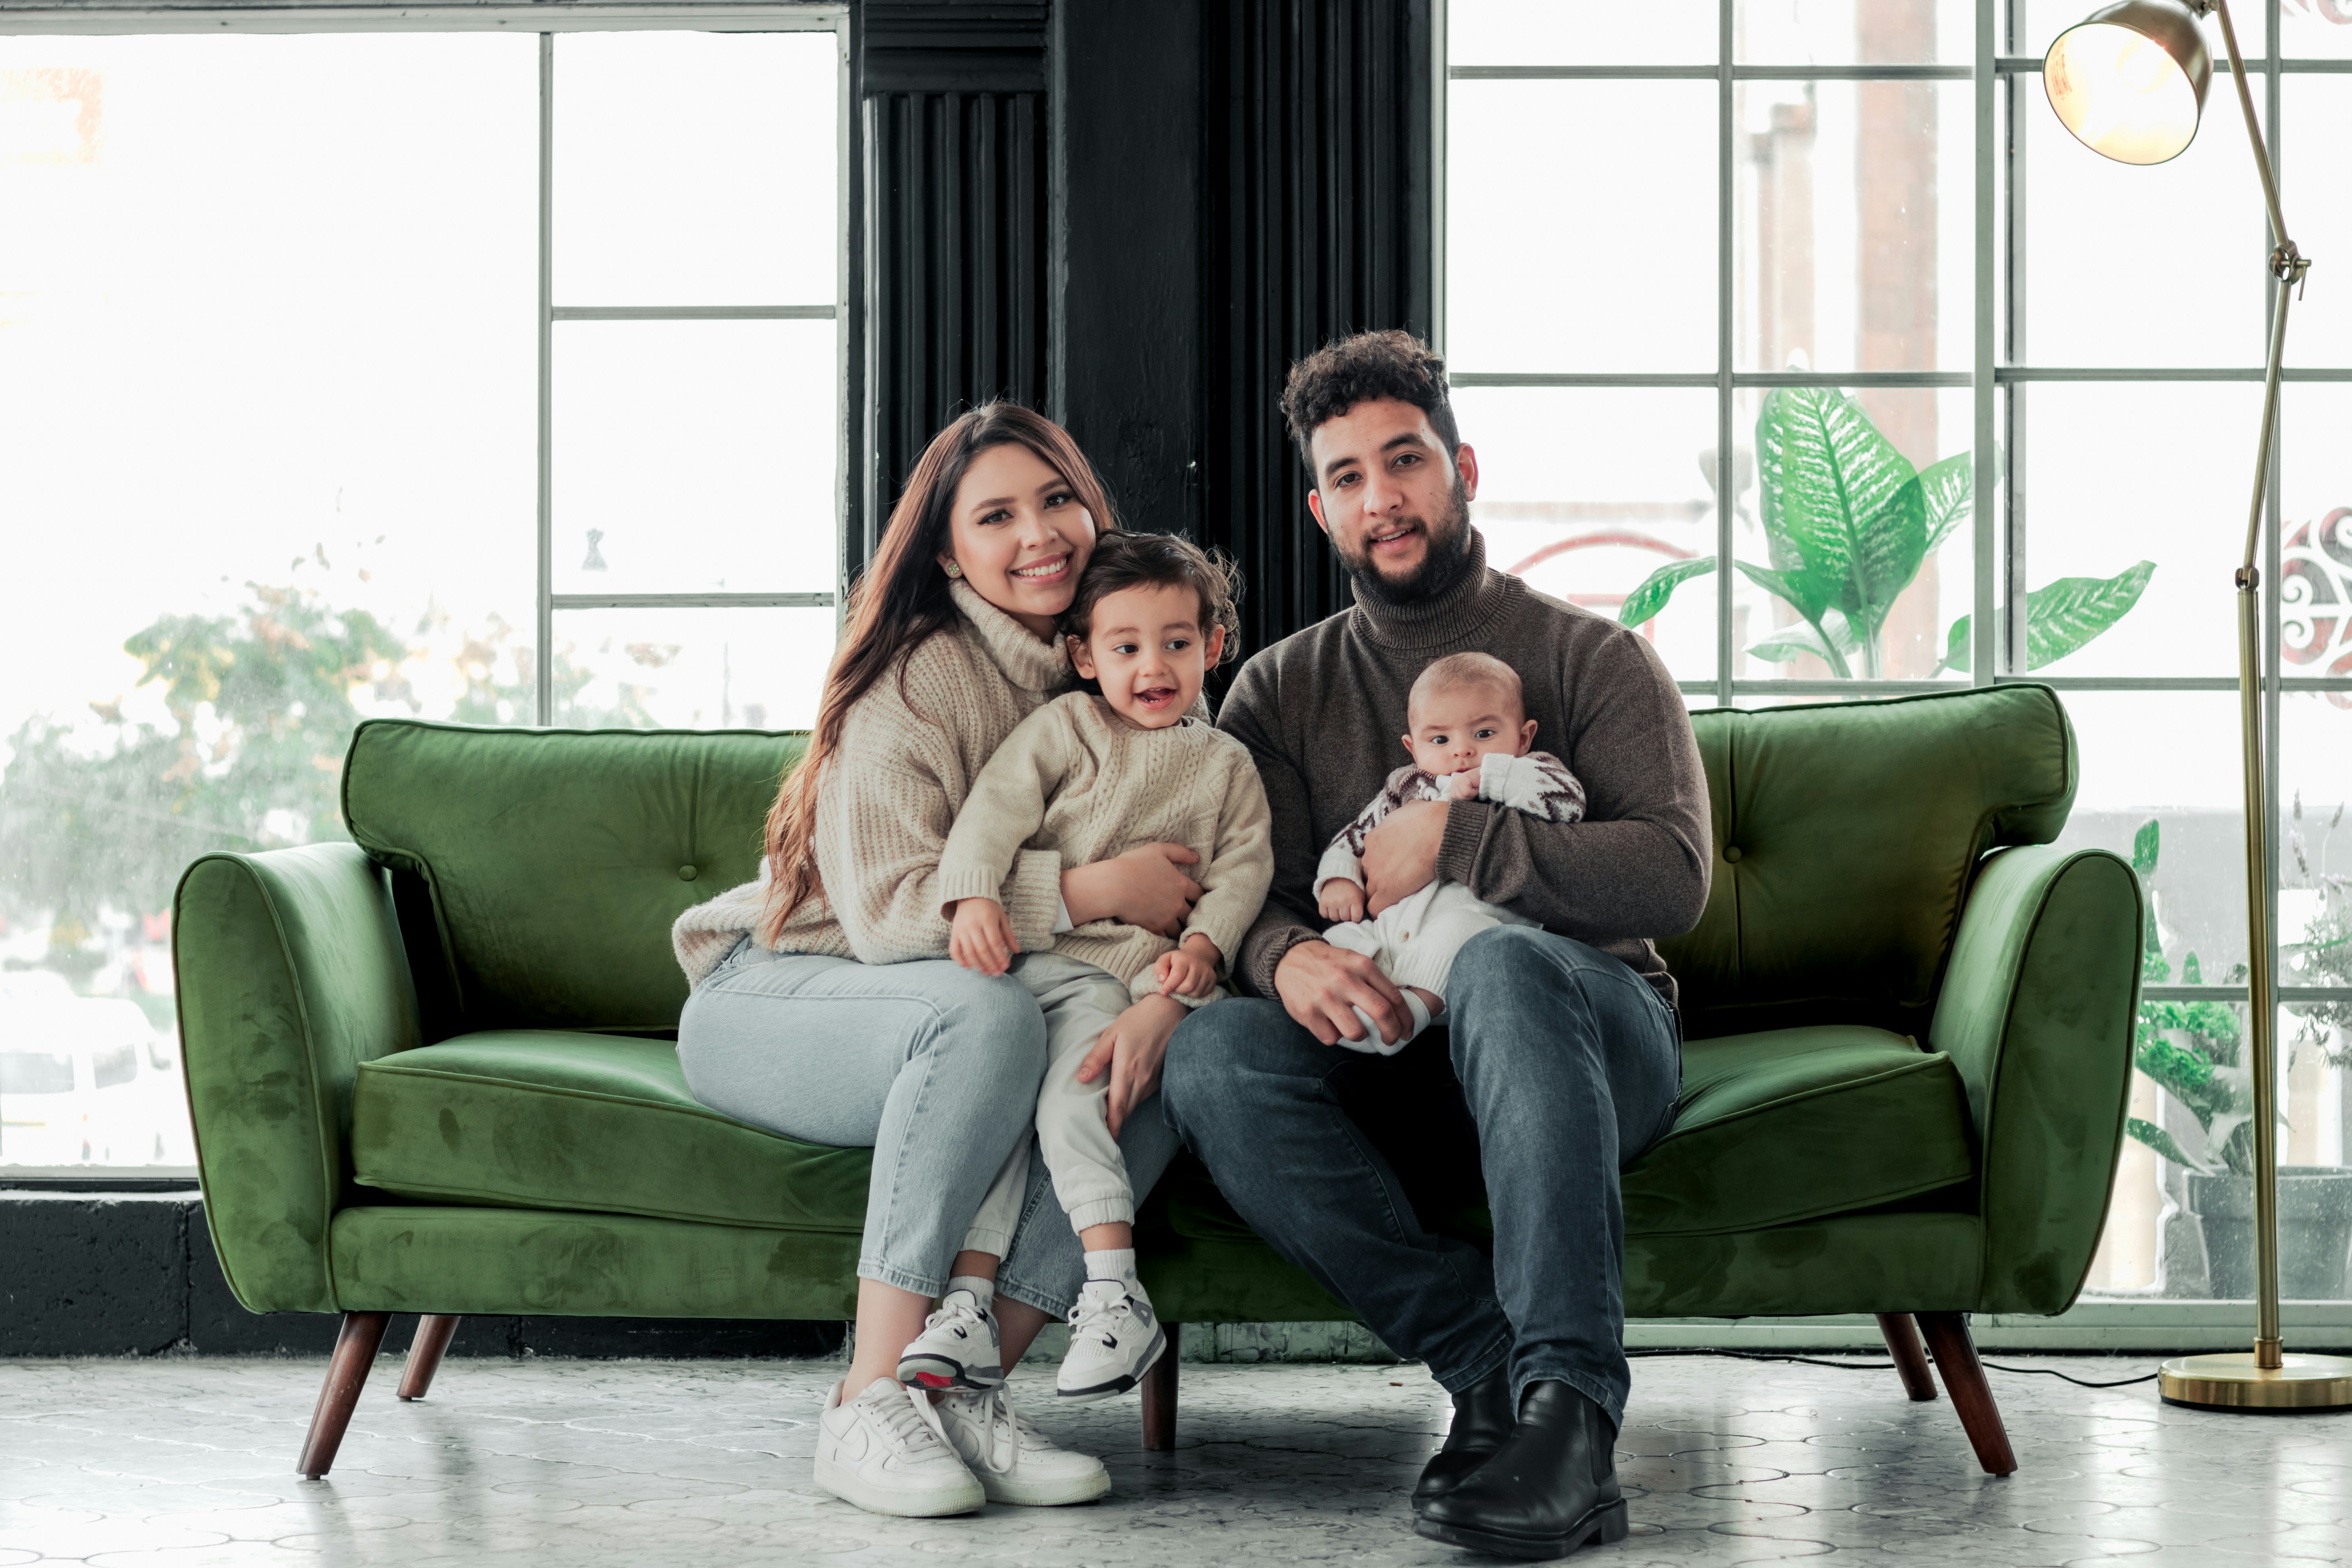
<box><xmin>1061</xmin><ymin>843</ymin><xmax>1203</xmax><ymax>937</ymax></box>
<box><xmin>947</xmin><ymin>898</ymin><xmax>1017</xmax><ymax>976</ymax></box>
<box><xmin>1075</xmin><ymin>994</ymin><xmax>1184</xmax><ymax>1136</ymax></box>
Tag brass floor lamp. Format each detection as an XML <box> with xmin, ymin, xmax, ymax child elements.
<box><xmin>2044</xmin><ymin>0</ymin><xmax>2352</xmax><ymax>1412</ymax></box>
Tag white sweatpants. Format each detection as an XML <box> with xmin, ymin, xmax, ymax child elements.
<box><xmin>1322</xmin><ymin>879</ymin><xmax>1538</xmax><ymax>1000</ymax></box>
<box><xmin>964</xmin><ymin>951</ymin><xmax>1140</xmax><ymax>1257</ymax></box>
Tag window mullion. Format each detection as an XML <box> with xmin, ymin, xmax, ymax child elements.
<box><xmin>1716</xmin><ymin>0</ymin><xmax>1734</xmax><ymax>709</ymax></box>
<box><xmin>536</xmin><ymin>30</ymin><xmax>556</xmax><ymax>728</ymax></box>
<box><xmin>1973</xmin><ymin>0</ymin><xmax>1996</xmax><ymax>689</ymax></box>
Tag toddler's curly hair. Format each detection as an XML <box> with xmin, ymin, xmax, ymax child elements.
<box><xmin>1062</xmin><ymin>531</ymin><xmax>1243</xmax><ymax>667</ymax></box>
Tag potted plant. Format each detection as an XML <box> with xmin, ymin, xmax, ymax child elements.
<box><xmin>2128</xmin><ymin>817</ymin><xmax>2352</xmax><ymax>1300</ymax></box>
<box><xmin>1620</xmin><ymin>386</ymin><xmax>2152</xmax><ymax>676</ymax></box>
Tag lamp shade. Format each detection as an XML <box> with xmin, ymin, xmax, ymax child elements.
<box><xmin>2045</xmin><ymin>0</ymin><xmax>2212</xmax><ymax>164</ymax></box>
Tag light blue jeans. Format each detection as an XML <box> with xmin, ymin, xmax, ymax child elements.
<box><xmin>676</xmin><ymin>939</ymin><xmax>1183</xmax><ymax>1314</ymax></box>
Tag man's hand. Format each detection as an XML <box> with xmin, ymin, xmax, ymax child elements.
<box><xmin>947</xmin><ymin>898</ymin><xmax>1017</xmax><ymax>976</ymax></box>
<box><xmin>1154</xmin><ymin>934</ymin><xmax>1220</xmax><ymax>999</ymax></box>
<box><xmin>1362</xmin><ymin>799</ymin><xmax>1448</xmax><ymax>916</ymax></box>
<box><xmin>1273</xmin><ymin>939</ymin><xmax>1410</xmax><ymax>1048</ymax></box>
<box><xmin>1316</xmin><ymin>876</ymin><xmax>1367</xmax><ymax>925</ymax></box>
<box><xmin>1075</xmin><ymin>994</ymin><xmax>1185</xmax><ymax>1135</ymax></box>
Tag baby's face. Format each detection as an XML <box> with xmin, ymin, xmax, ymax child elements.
<box><xmin>1403</xmin><ymin>683</ymin><xmax>1537</xmax><ymax>777</ymax></box>
<box><xmin>1069</xmin><ymin>582</ymin><xmax>1225</xmax><ymax>730</ymax></box>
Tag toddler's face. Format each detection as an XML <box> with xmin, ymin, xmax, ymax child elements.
<box><xmin>1403</xmin><ymin>682</ymin><xmax>1537</xmax><ymax>777</ymax></box>
<box><xmin>1070</xmin><ymin>582</ymin><xmax>1225</xmax><ymax>730</ymax></box>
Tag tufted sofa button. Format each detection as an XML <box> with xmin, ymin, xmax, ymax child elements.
<box><xmin>678</xmin><ymin>864</ymin><xmax>699</xmax><ymax>881</ymax></box>
<box><xmin>1723</xmin><ymin>845</ymin><xmax>1744</xmax><ymax>863</ymax></box>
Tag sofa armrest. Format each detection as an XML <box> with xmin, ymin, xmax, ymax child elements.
<box><xmin>1927</xmin><ymin>844</ymin><xmax>2141</xmax><ymax>1316</ymax></box>
<box><xmin>175</xmin><ymin>844</ymin><xmax>422</xmax><ymax>1314</ymax></box>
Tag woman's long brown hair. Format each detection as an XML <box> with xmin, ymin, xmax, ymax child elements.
<box><xmin>757</xmin><ymin>403</ymin><xmax>1118</xmax><ymax>942</ymax></box>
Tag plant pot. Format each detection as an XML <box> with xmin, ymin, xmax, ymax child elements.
<box><xmin>2185</xmin><ymin>1165</ymin><xmax>2352</xmax><ymax>1300</ymax></box>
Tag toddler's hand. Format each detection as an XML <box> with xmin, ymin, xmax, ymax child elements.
<box><xmin>1447</xmin><ymin>768</ymin><xmax>1483</xmax><ymax>801</ymax></box>
<box><xmin>948</xmin><ymin>898</ymin><xmax>1017</xmax><ymax>977</ymax></box>
<box><xmin>1318</xmin><ymin>877</ymin><xmax>1367</xmax><ymax>924</ymax></box>
<box><xmin>1156</xmin><ymin>945</ymin><xmax>1217</xmax><ymax>999</ymax></box>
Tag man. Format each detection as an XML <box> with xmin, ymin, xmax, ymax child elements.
<box><xmin>1162</xmin><ymin>330</ymin><xmax>1709</xmax><ymax>1560</ymax></box>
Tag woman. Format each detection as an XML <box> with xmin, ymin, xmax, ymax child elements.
<box><xmin>671</xmin><ymin>405</ymin><xmax>1196</xmax><ymax>1518</ymax></box>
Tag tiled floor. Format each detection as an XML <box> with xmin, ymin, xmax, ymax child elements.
<box><xmin>2</xmin><ymin>1352</ymin><xmax>2346</xmax><ymax>1566</ymax></box>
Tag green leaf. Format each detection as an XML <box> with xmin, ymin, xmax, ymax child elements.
<box><xmin>1619</xmin><ymin>556</ymin><xmax>1716</xmax><ymax>628</ymax></box>
<box><xmin>1754</xmin><ymin>386</ymin><xmax>1925</xmax><ymax>630</ymax></box>
<box><xmin>1940</xmin><ymin>614</ymin><xmax>1973</xmax><ymax>674</ymax></box>
<box><xmin>1746</xmin><ymin>614</ymin><xmax>1861</xmax><ymax>669</ymax></box>
<box><xmin>1917</xmin><ymin>453</ymin><xmax>1974</xmax><ymax>556</ymax></box>
<box><xmin>2132</xmin><ymin>819</ymin><xmax>2160</xmax><ymax>880</ymax></box>
<box><xmin>1938</xmin><ymin>560</ymin><xmax>2158</xmax><ymax>674</ymax></box>
<box><xmin>2126</xmin><ymin>1116</ymin><xmax>2215</xmax><ymax>1173</ymax></box>
<box><xmin>2022</xmin><ymin>560</ymin><xmax>2157</xmax><ymax>670</ymax></box>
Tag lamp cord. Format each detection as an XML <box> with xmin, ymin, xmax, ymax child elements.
<box><xmin>1626</xmin><ymin>1348</ymin><xmax>2160</xmax><ymax>1389</ymax></box>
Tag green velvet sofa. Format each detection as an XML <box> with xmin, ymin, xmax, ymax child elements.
<box><xmin>172</xmin><ymin>682</ymin><xmax>2141</xmax><ymax>1479</ymax></box>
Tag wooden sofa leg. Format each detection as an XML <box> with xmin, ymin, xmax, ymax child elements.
<box><xmin>1141</xmin><ymin>1325</ymin><xmax>1179</xmax><ymax>1451</ymax></box>
<box><xmin>1915</xmin><ymin>1312</ymin><xmax>2017</xmax><ymax>1476</ymax></box>
<box><xmin>299</xmin><ymin>1311</ymin><xmax>391</xmax><ymax>1478</ymax></box>
<box><xmin>1876</xmin><ymin>1313</ymin><xmax>1938</xmax><ymax>1402</ymax></box>
<box><xmin>398</xmin><ymin>1315</ymin><xmax>462</xmax><ymax>1401</ymax></box>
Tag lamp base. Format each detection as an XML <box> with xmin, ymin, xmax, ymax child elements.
<box><xmin>2158</xmin><ymin>1352</ymin><xmax>2352</xmax><ymax>1412</ymax></box>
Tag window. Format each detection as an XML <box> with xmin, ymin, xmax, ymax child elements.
<box><xmin>0</xmin><ymin>15</ymin><xmax>846</xmax><ymax>1172</ymax></box>
<box><xmin>1444</xmin><ymin>0</ymin><xmax>2352</xmax><ymax>1306</ymax></box>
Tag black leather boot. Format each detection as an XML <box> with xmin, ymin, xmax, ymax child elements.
<box><xmin>1412</xmin><ymin>1380</ymin><xmax>1627</xmax><ymax>1560</ymax></box>
<box><xmin>1412</xmin><ymin>1367</ymin><xmax>1516</xmax><ymax>1510</ymax></box>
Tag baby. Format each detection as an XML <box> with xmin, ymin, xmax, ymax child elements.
<box><xmin>907</xmin><ymin>531</ymin><xmax>1272</xmax><ymax>1406</ymax></box>
<box><xmin>1316</xmin><ymin>651</ymin><xmax>1587</xmax><ymax>1050</ymax></box>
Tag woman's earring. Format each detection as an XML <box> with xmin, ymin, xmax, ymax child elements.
<box><xmin>944</xmin><ymin>561</ymin><xmax>963</xmax><ymax>578</ymax></box>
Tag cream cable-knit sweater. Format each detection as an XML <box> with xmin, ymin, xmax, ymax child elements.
<box><xmin>671</xmin><ymin>580</ymin><xmax>1073</xmax><ymax>988</ymax></box>
<box><xmin>937</xmin><ymin>692</ymin><xmax>1274</xmax><ymax>1001</ymax></box>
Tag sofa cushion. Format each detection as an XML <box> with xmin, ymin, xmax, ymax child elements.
<box><xmin>351</xmin><ymin>1032</ymin><xmax>870</xmax><ymax>1232</ymax></box>
<box><xmin>342</xmin><ymin>720</ymin><xmax>804</xmax><ymax>1033</ymax></box>
<box><xmin>1150</xmin><ymin>1024</ymin><xmax>1974</xmax><ymax>1244</ymax></box>
<box><xmin>1663</xmin><ymin>685</ymin><xmax>2076</xmax><ymax>1039</ymax></box>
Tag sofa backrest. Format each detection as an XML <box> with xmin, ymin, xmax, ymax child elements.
<box><xmin>343</xmin><ymin>720</ymin><xmax>803</xmax><ymax>1035</ymax></box>
<box><xmin>344</xmin><ymin>686</ymin><xmax>2074</xmax><ymax>1041</ymax></box>
<box><xmin>1663</xmin><ymin>684</ymin><xmax>2075</xmax><ymax>1040</ymax></box>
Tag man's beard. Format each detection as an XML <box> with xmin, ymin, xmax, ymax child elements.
<box><xmin>1340</xmin><ymin>471</ymin><xmax>1476</xmax><ymax>607</ymax></box>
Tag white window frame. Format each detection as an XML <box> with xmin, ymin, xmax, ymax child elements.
<box><xmin>2</xmin><ymin>2</ymin><xmax>854</xmax><ymax>728</ymax></box>
<box><xmin>1435</xmin><ymin>0</ymin><xmax>2352</xmax><ymax>1340</ymax></box>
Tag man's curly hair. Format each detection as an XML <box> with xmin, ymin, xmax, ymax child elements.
<box><xmin>1279</xmin><ymin>329</ymin><xmax>1461</xmax><ymax>477</ymax></box>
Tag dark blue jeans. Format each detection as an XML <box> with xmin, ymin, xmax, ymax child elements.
<box><xmin>1162</xmin><ymin>925</ymin><xmax>1681</xmax><ymax>1427</ymax></box>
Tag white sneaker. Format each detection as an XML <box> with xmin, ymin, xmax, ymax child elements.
<box><xmin>896</xmin><ymin>1286</ymin><xmax>1005</xmax><ymax>1390</ymax></box>
<box><xmin>936</xmin><ymin>1384</ymin><xmax>1113</xmax><ymax>1506</ymax></box>
<box><xmin>813</xmin><ymin>1377</ymin><xmax>986</xmax><ymax>1517</ymax></box>
<box><xmin>1056</xmin><ymin>1278</ymin><xmax>1167</xmax><ymax>1404</ymax></box>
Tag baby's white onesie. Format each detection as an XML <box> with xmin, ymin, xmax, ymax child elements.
<box><xmin>1316</xmin><ymin>750</ymin><xmax>1587</xmax><ymax>1053</ymax></box>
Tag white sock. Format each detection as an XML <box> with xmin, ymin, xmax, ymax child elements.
<box><xmin>946</xmin><ymin>1273</ymin><xmax>996</xmax><ymax>1308</ymax></box>
<box><xmin>1083</xmin><ymin>1248</ymin><xmax>1137</xmax><ymax>1288</ymax></box>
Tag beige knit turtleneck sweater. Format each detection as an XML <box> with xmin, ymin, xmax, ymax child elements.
<box><xmin>936</xmin><ymin>692</ymin><xmax>1273</xmax><ymax>1000</ymax></box>
<box><xmin>671</xmin><ymin>579</ymin><xmax>1073</xmax><ymax>988</ymax></box>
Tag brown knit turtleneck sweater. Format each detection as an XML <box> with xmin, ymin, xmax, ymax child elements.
<box><xmin>1217</xmin><ymin>530</ymin><xmax>1712</xmax><ymax>1009</ymax></box>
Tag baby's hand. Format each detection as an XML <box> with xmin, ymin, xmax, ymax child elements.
<box><xmin>948</xmin><ymin>898</ymin><xmax>1017</xmax><ymax>977</ymax></box>
<box><xmin>1318</xmin><ymin>877</ymin><xmax>1367</xmax><ymax>924</ymax></box>
<box><xmin>1155</xmin><ymin>942</ymin><xmax>1218</xmax><ymax>999</ymax></box>
<box><xmin>1447</xmin><ymin>768</ymin><xmax>1483</xmax><ymax>801</ymax></box>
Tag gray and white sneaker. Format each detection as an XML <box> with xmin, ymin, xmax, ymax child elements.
<box><xmin>896</xmin><ymin>1287</ymin><xmax>1005</xmax><ymax>1390</ymax></box>
<box><xmin>936</xmin><ymin>1384</ymin><xmax>1113</xmax><ymax>1506</ymax></box>
<box><xmin>813</xmin><ymin>1377</ymin><xmax>985</xmax><ymax>1518</ymax></box>
<box><xmin>1056</xmin><ymin>1277</ymin><xmax>1166</xmax><ymax>1403</ymax></box>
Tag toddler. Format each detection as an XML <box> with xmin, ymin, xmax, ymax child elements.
<box><xmin>901</xmin><ymin>531</ymin><xmax>1272</xmax><ymax>1406</ymax></box>
<box><xmin>1316</xmin><ymin>651</ymin><xmax>1587</xmax><ymax>1050</ymax></box>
